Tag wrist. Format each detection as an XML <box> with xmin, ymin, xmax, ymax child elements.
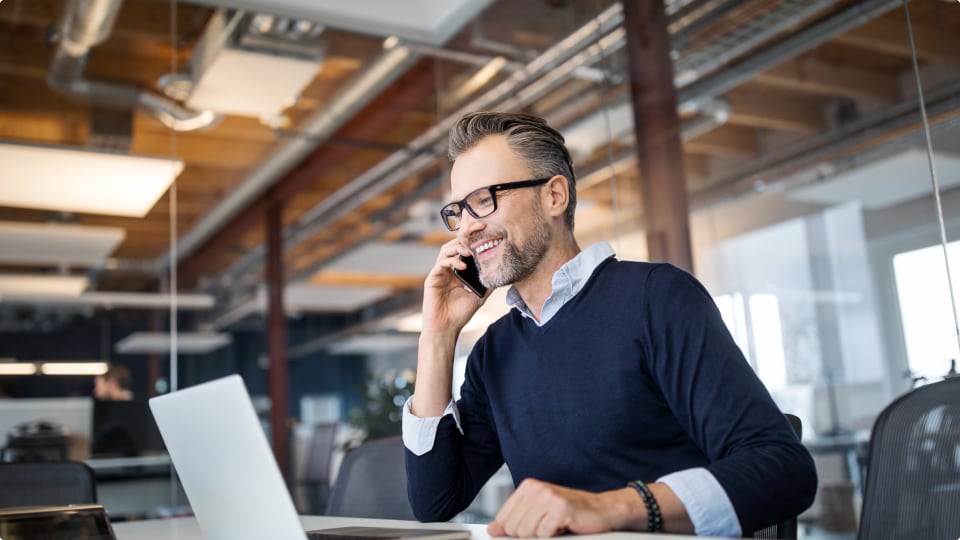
<box><xmin>627</xmin><ymin>481</ymin><xmax>663</xmax><ymax>533</ymax></box>
<box><xmin>600</xmin><ymin>487</ymin><xmax>645</xmax><ymax>531</ymax></box>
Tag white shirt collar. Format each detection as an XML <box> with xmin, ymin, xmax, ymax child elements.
<box><xmin>505</xmin><ymin>242</ymin><xmax>616</xmax><ymax>326</ymax></box>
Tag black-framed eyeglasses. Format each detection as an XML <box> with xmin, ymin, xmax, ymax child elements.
<box><xmin>439</xmin><ymin>178</ymin><xmax>551</xmax><ymax>231</ymax></box>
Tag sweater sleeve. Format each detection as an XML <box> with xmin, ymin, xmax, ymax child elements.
<box><xmin>641</xmin><ymin>265</ymin><xmax>818</xmax><ymax>535</ymax></box>
<box><xmin>405</xmin><ymin>339</ymin><xmax>505</xmax><ymax>522</ymax></box>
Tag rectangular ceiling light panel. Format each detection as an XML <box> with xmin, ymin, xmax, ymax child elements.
<box><xmin>0</xmin><ymin>275</ymin><xmax>88</xmax><ymax>297</ymax></box>
<box><xmin>0</xmin><ymin>221</ymin><xmax>125</xmax><ymax>266</ymax></box>
<box><xmin>186</xmin><ymin>48</ymin><xmax>323</xmax><ymax>119</ymax></box>
<box><xmin>184</xmin><ymin>0</ymin><xmax>492</xmax><ymax>45</ymax></box>
<box><xmin>0</xmin><ymin>143</ymin><xmax>184</xmax><ymax>217</ymax></box>
<box><xmin>115</xmin><ymin>332</ymin><xmax>232</xmax><ymax>354</ymax></box>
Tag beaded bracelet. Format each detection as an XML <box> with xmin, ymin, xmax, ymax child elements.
<box><xmin>628</xmin><ymin>480</ymin><xmax>663</xmax><ymax>533</ymax></box>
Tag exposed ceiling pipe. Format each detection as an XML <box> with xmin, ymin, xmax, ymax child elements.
<box><xmin>673</xmin><ymin>0</ymin><xmax>835</xmax><ymax>87</ymax></box>
<box><xmin>211</xmin><ymin>4</ymin><xmax>628</xmax><ymax>290</ymax></box>
<box><xmin>678</xmin><ymin>0</ymin><xmax>901</xmax><ymax>105</ymax></box>
<box><xmin>47</xmin><ymin>0</ymin><xmax>217</xmax><ymax>132</ymax></box>
<box><xmin>161</xmin><ymin>45</ymin><xmax>419</xmax><ymax>271</ymax></box>
<box><xmin>692</xmin><ymin>79</ymin><xmax>960</xmax><ymax>209</ymax></box>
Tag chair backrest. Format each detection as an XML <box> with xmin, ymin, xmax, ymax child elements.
<box><xmin>753</xmin><ymin>413</ymin><xmax>802</xmax><ymax>539</ymax></box>
<box><xmin>857</xmin><ymin>376</ymin><xmax>960</xmax><ymax>540</ymax></box>
<box><xmin>304</xmin><ymin>423</ymin><xmax>338</xmax><ymax>482</ymax></box>
<box><xmin>325</xmin><ymin>435</ymin><xmax>414</xmax><ymax>520</ymax></box>
<box><xmin>0</xmin><ymin>461</ymin><xmax>97</xmax><ymax>508</ymax></box>
<box><xmin>300</xmin><ymin>423</ymin><xmax>338</xmax><ymax>514</ymax></box>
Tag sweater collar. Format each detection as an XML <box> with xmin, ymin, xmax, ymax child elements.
<box><xmin>506</xmin><ymin>242</ymin><xmax>616</xmax><ymax>326</ymax></box>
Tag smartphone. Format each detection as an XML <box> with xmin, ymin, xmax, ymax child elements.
<box><xmin>453</xmin><ymin>255</ymin><xmax>488</xmax><ymax>297</ymax></box>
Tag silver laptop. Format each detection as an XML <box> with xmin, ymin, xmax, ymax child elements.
<box><xmin>149</xmin><ymin>374</ymin><xmax>470</xmax><ymax>540</ymax></box>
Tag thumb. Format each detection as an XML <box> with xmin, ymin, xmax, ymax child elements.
<box><xmin>487</xmin><ymin>520</ymin><xmax>507</xmax><ymax>537</ymax></box>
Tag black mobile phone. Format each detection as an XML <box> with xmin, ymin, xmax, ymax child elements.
<box><xmin>453</xmin><ymin>255</ymin><xmax>488</xmax><ymax>297</ymax></box>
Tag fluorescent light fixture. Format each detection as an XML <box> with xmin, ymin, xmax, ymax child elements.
<box><xmin>185</xmin><ymin>0</ymin><xmax>492</xmax><ymax>45</ymax></box>
<box><xmin>187</xmin><ymin>48</ymin><xmax>323</xmax><ymax>119</ymax></box>
<box><xmin>39</xmin><ymin>362</ymin><xmax>109</xmax><ymax>376</ymax></box>
<box><xmin>115</xmin><ymin>332</ymin><xmax>232</xmax><ymax>354</ymax></box>
<box><xmin>0</xmin><ymin>221</ymin><xmax>125</xmax><ymax>267</ymax></box>
<box><xmin>0</xmin><ymin>275</ymin><xmax>88</xmax><ymax>297</ymax></box>
<box><xmin>0</xmin><ymin>142</ymin><xmax>184</xmax><ymax>217</ymax></box>
<box><xmin>0</xmin><ymin>291</ymin><xmax>214</xmax><ymax>310</ymax></box>
<box><xmin>0</xmin><ymin>362</ymin><xmax>38</xmax><ymax>376</ymax></box>
<box><xmin>327</xmin><ymin>333</ymin><xmax>419</xmax><ymax>355</ymax></box>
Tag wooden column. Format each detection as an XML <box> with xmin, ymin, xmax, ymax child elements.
<box><xmin>265</xmin><ymin>203</ymin><xmax>290</xmax><ymax>478</ymax></box>
<box><xmin>622</xmin><ymin>0</ymin><xmax>694</xmax><ymax>271</ymax></box>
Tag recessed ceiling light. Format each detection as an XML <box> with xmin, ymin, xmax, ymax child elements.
<box><xmin>115</xmin><ymin>332</ymin><xmax>232</xmax><ymax>354</ymax></box>
<box><xmin>0</xmin><ymin>275</ymin><xmax>88</xmax><ymax>297</ymax></box>
<box><xmin>0</xmin><ymin>362</ymin><xmax>38</xmax><ymax>376</ymax></box>
<box><xmin>0</xmin><ymin>143</ymin><xmax>183</xmax><ymax>217</ymax></box>
<box><xmin>39</xmin><ymin>362</ymin><xmax>109</xmax><ymax>376</ymax></box>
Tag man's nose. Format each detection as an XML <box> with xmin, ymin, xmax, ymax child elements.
<box><xmin>458</xmin><ymin>212</ymin><xmax>485</xmax><ymax>239</ymax></box>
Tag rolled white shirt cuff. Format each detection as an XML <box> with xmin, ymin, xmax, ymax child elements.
<box><xmin>401</xmin><ymin>396</ymin><xmax>462</xmax><ymax>456</ymax></box>
<box><xmin>658</xmin><ymin>467</ymin><xmax>741</xmax><ymax>537</ymax></box>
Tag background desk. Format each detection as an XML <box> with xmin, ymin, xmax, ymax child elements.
<box><xmin>112</xmin><ymin>515</ymin><xmax>716</xmax><ymax>540</ymax></box>
<box><xmin>87</xmin><ymin>455</ymin><xmax>187</xmax><ymax>520</ymax></box>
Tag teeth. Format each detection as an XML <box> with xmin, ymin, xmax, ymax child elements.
<box><xmin>475</xmin><ymin>239</ymin><xmax>502</xmax><ymax>255</ymax></box>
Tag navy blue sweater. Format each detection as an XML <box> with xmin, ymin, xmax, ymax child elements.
<box><xmin>406</xmin><ymin>259</ymin><xmax>817</xmax><ymax>535</ymax></box>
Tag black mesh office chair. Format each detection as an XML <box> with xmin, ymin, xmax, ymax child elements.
<box><xmin>325</xmin><ymin>435</ymin><xmax>415</xmax><ymax>520</ymax></box>
<box><xmin>752</xmin><ymin>413</ymin><xmax>803</xmax><ymax>539</ymax></box>
<box><xmin>0</xmin><ymin>461</ymin><xmax>97</xmax><ymax>508</ymax></box>
<box><xmin>857</xmin><ymin>376</ymin><xmax>960</xmax><ymax>540</ymax></box>
<box><xmin>300</xmin><ymin>423</ymin><xmax>338</xmax><ymax>514</ymax></box>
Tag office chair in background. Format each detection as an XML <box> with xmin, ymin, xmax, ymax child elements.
<box><xmin>0</xmin><ymin>461</ymin><xmax>97</xmax><ymax>508</ymax></box>
<box><xmin>857</xmin><ymin>376</ymin><xmax>960</xmax><ymax>540</ymax></box>
<box><xmin>752</xmin><ymin>413</ymin><xmax>803</xmax><ymax>540</ymax></box>
<box><xmin>325</xmin><ymin>435</ymin><xmax>415</xmax><ymax>520</ymax></box>
<box><xmin>299</xmin><ymin>423</ymin><xmax>338</xmax><ymax>514</ymax></box>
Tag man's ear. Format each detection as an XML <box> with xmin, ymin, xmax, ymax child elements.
<box><xmin>544</xmin><ymin>175</ymin><xmax>569</xmax><ymax>218</ymax></box>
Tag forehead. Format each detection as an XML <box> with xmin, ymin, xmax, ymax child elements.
<box><xmin>449</xmin><ymin>135</ymin><xmax>529</xmax><ymax>199</ymax></box>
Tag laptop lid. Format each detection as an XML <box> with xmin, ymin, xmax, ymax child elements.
<box><xmin>149</xmin><ymin>374</ymin><xmax>308</xmax><ymax>540</ymax></box>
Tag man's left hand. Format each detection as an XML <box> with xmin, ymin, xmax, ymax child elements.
<box><xmin>487</xmin><ymin>478</ymin><xmax>639</xmax><ymax>538</ymax></box>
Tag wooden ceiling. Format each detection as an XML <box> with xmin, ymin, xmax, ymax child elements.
<box><xmin>0</xmin><ymin>0</ymin><xmax>958</xmax><ymax>332</ymax></box>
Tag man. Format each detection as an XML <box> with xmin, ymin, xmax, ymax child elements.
<box><xmin>93</xmin><ymin>364</ymin><xmax>133</xmax><ymax>401</ymax></box>
<box><xmin>403</xmin><ymin>112</ymin><xmax>816</xmax><ymax>537</ymax></box>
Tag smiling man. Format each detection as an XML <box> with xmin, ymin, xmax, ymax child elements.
<box><xmin>402</xmin><ymin>112</ymin><xmax>816</xmax><ymax>537</ymax></box>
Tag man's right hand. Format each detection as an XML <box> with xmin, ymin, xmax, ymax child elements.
<box><xmin>410</xmin><ymin>240</ymin><xmax>488</xmax><ymax>419</ymax></box>
<box><xmin>421</xmin><ymin>239</ymin><xmax>488</xmax><ymax>336</ymax></box>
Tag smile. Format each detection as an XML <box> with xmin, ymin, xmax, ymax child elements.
<box><xmin>475</xmin><ymin>239</ymin><xmax>503</xmax><ymax>256</ymax></box>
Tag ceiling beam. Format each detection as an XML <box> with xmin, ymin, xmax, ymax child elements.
<box><xmin>832</xmin><ymin>15</ymin><xmax>960</xmax><ymax>65</ymax></box>
<box><xmin>684</xmin><ymin>125</ymin><xmax>758</xmax><ymax>157</ymax></box>
<box><xmin>754</xmin><ymin>57</ymin><xmax>901</xmax><ymax>103</ymax></box>
<box><xmin>725</xmin><ymin>89</ymin><xmax>826</xmax><ymax>134</ymax></box>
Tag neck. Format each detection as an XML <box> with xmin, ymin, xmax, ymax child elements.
<box><xmin>512</xmin><ymin>235</ymin><xmax>580</xmax><ymax>321</ymax></box>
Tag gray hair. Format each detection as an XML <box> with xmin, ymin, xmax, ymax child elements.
<box><xmin>448</xmin><ymin>111</ymin><xmax>577</xmax><ymax>230</ymax></box>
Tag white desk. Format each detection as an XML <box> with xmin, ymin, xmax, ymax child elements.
<box><xmin>111</xmin><ymin>515</ymin><xmax>711</xmax><ymax>540</ymax></box>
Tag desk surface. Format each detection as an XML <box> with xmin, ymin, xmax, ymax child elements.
<box><xmin>111</xmin><ymin>515</ymin><xmax>713</xmax><ymax>540</ymax></box>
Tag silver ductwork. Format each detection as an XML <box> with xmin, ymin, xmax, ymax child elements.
<box><xmin>48</xmin><ymin>0</ymin><xmax>217</xmax><ymax>132</ymax></box>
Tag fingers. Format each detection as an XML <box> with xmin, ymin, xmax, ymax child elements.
<box><xmin>438</xmin><ymin>240</ymin><xmax>472</xmax><ymax>270</ymax></box>
<box><xmin>490</xmin><ymin>479</ymin><xmax>570</xmax><ymax>538</ymax></box>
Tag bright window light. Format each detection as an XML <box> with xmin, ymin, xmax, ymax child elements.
<box><xmin>714</xmin><ymin>292</ymin><xmax>751</xmax><ymax>363</ymax></box>
<box><xmin>893</xmin><ymin>241</ymin><xmax>960</xmax><ymax>379</ymax></box>
<box><xmin>0</xmin><ymin>143</ymin><xmax>183</xmax><ymax>217</ymax></box>
<box><xmin>749</xmin><ymin>294</ymin><xmax>788</xmax><ymax>391</ymax></box>
<box><xmin>39</xmin><ymin>362</ymin><xmax>109</xmax><ymax>375</ymax></box>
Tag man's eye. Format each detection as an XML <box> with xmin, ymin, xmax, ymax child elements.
<box><xmin>474</xmin><ymin>193</ymin><xmax>493</xmax><ymax>207</ymax></box>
